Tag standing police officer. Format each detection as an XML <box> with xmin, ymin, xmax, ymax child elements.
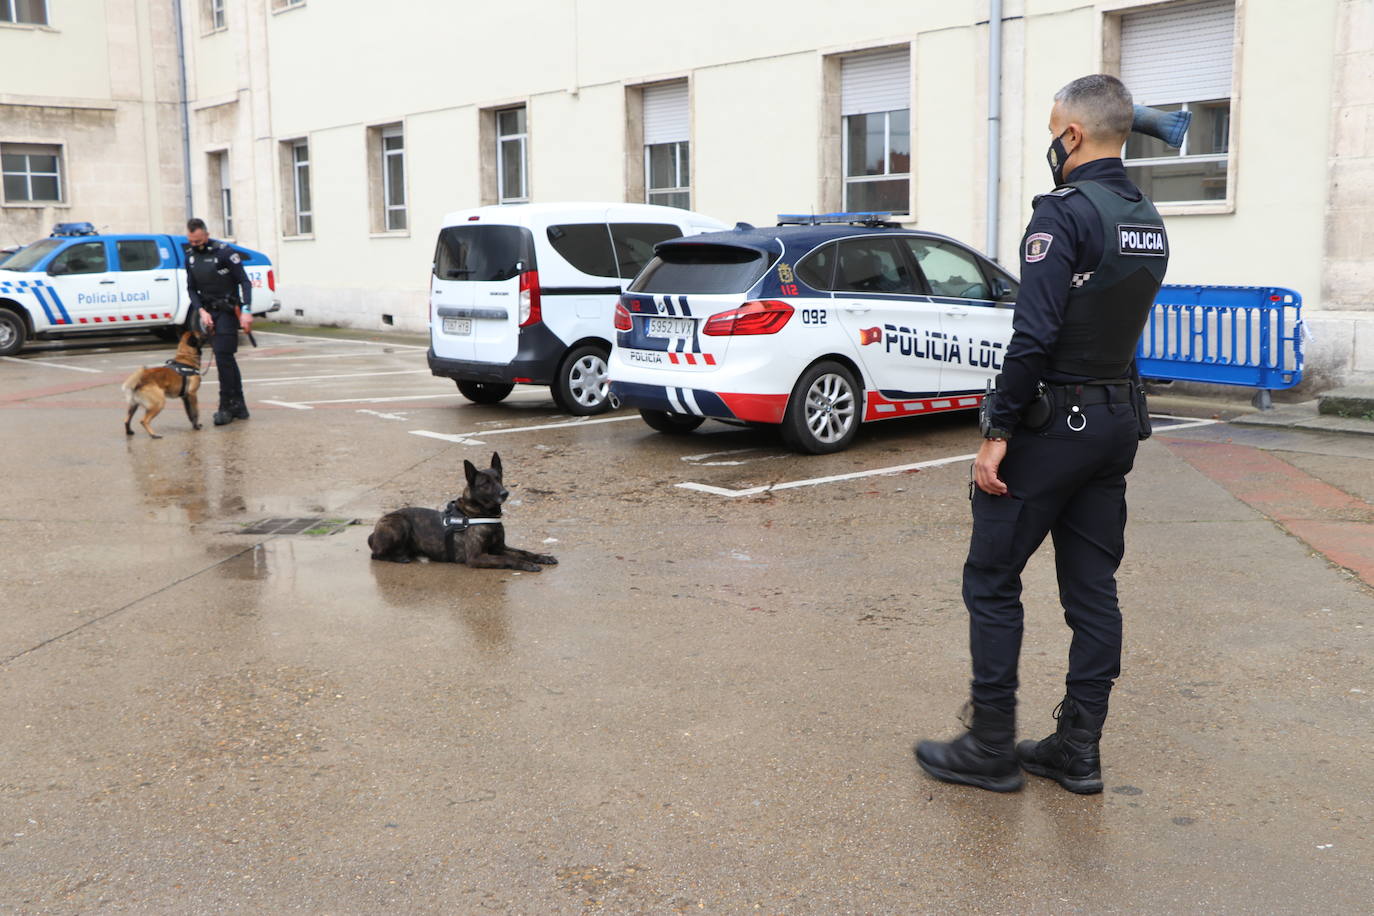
<box><xmin>185</xmin><ymin>217</ymin><xmax>253</xmax><ymax>426</ymax></box>
<box><xmin>915</xmin><ymin>75</ymin><xmax>1169</xmax><ymax>794</ymax></box>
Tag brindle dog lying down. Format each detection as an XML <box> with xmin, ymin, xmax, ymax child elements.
<box><xmin>367</xmin><ymin>452</ymin><xmax>558</xmax><ymax>572</ymax></box>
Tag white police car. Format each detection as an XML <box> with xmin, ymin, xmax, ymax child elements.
<box><xmin>0</xmin><ymin>222</ymin><xmax>279</xmax><ymax>356</ymax></box>
<box><xmin>609</xmin><ymin>214</ymin><xmax>1020</xmax><ymax>453</ymax></box>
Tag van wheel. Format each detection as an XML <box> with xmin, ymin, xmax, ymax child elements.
<box><xmin>780</xmin><ymin>360</ymin><xmax>861</xmax><ymax>454</ymax></box>
<box><xmin>456</xmin><ymin>380</ymin><xmax>514</xmax><ymax>404</ymax></box>
<box><xmin>640</xmin><ymin>409</ymin><xmax>705</xmax><ymax>435</ymax></box>
<box><xmin>0</xmin><ymin>309</ymin><xmax>26</xmax><ymax>356</ymax></box>
<box><xmin>554</xmin><ymin>344</ymin><xmax>611</xmax><ymax>415</ymax></box>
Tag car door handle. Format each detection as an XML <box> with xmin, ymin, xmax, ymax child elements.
<box><xmin>154</xmin><ymin>277</ymin><xmax>170</xmax><ymax>282</ymax></box>
<box><xmin>99</xmin><ymin>280</ymin><xmax>116</xmax><ymax>284</ymax></box>
<box><xmin>843</xmin><ymin>305</ymin><xmax>870</xmax><ymax>314</ymax></box>
<box><xmin>946</xmin><ymin>306</ymin><xmax>969</xmax><ymax>318</ymax></box>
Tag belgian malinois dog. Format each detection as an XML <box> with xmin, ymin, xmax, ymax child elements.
<box><xmin>368</xmin><ymin>452</ymin><xmax>558</xmax><ymax>572</ymax></box>
<box><xmin>121</xmin><ymin>329</ymin><xmax>205</xmax><ymax>439</ymax></box>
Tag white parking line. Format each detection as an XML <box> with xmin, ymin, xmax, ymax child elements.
<box><xmin>260</xmin><ymin>399</ymin><xmax>314</xmax><ymax>410</ymax></box>
<box><xmin>202</xmin><ymin>368</ymin><xmax>430</xmax><ymax>387</ymax></box>
<box><xmin>1</xmin><ymin>355</ymin><xmax>103</xmax><ymax>373</ymax></box>
<box><xmin>254</xmin><ymin>330</ymin><xmax>428</xmax><ymax>350</ymax></box>
<box><xmin>679</xmin><ymin>452</ymin><xmax>978</xmax><ymax>498</ymax></box>
<box><xmin>411</xmin><ymin>414</ymin><xmax>639</xmax><ymax>445</ymax></box>
<box><xmin>1150</xmin><ymin>415</ymin><xmax>1221</xmax><ymax>432</ymax></box>
<box><xmin>680</xmin><ymin>447</ymin><xmax>787</xmax><ymax>467</ymax></box>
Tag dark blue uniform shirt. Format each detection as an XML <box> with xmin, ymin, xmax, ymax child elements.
<box><xmin>989</xmin><ymin>157</ymin><xmax>1143</xmax><ymax>432</ymax></box>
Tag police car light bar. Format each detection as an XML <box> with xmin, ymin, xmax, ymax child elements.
<box><xmin>50</xmin><ymin>222</ymin><xmax>98</xmax><ymax>237</ymax></box>
<box><xmin>776</xmin><ymin>211</ymin><xmax>898</xmax><ymax>227</ymax></box>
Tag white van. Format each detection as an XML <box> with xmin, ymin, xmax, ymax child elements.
<box><xmin>426</xmin><ymin>202</ymin><xmax>726</xmax><ymax>414</ymax></box>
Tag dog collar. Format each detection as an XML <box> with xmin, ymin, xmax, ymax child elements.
<box><xmin>441</xmin><ymin>500</ymin><xmax>501</xmax><ymax>529</ymax></box>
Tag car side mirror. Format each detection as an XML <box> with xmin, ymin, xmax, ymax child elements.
<box><xmin>992</xmin><ymin>277</ymin><xmax>1014</xmax><ymax>302</ymax></box>
<box><xmin>47</xmin><ymin>262</ymin><xmax>69</xmax><ymax>276</ymax></box>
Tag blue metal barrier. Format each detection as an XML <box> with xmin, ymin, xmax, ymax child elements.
<box><xmin>1136</xmin><ymin>285</ymin><xmax>1304</xmax><ymax>402</ymax></box>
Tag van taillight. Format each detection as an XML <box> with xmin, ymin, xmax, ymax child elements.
<box><xmin>267</xmin><ymin>269</ymin><xmax>276</xmax><ymax>291</ymax></box>
<box><xmin>702</xmin><ymin>300</ymin><xmax>794</xmax><ymax>336</ymax></box>
<box><xmin>613</xmin><ymin>301</ymin><xmax>632</xmax><ymax>331</ymax></box>
<box><xmin>519</xmin><ymin>270</ymin><xmax>541</xmax><ymax>326</ymax></box>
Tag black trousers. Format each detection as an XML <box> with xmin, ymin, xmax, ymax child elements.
<box><xmin>963</xmin><ymin>397</ymin><xmax>1140</xmax><ymax>726</ymax></box>
<box><xmin>210</xmin><ymin>310</ymin><xmax>242</xmax><ymax>404</ymax></box>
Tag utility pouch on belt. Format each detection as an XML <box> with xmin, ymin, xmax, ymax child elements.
<box><xmin>1132</xmin><ymin>373</ymin><xmax>1152</xmax><ymax>441</ymax></box>
<box><xmin>1022</xmin><ymin>382</ymin><xmax>1055</xmax><ymax>433</ymax></box>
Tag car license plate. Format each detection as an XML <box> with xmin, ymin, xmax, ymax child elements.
<box><xmin>442</xmin><ymin>317</ymin><xmax>472</xmax><ymax>336</ymax></box>
<box><xmin>646</xmin><ymin>317</ymin><xmax>693</xmax><ymax>338</ymax></box>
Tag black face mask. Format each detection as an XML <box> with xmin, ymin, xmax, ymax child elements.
<box><xmin>1046</xmin><ymin>129</ymin><xmax>1073</xmax><ymax>187</ymax></box>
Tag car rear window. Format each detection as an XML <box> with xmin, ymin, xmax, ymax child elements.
<box><xmin>434</xmin><ymin>225</ymin><xmax>536</xmax><ymax>282</ymax></box>
<box><xmin>630</xmin><ymin>244</ymin><xmax>772</xmax><ymax>294</ymax></box>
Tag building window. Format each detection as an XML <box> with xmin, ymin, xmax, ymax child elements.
<box><xmin>209</xmin><ymin>151</ymin><xmax>232</xmax><ymax>237</ymax></box>
<box><xmin>292</xmin><ymin>140</ymin><xmax>312</xmax><ymax>235</ymax></box>
<box><xmin>840</xmin><ymin>48</ymin><xmax>910</xmax><ymax>215</ymax></box>
<box><xmin>643</xmin><ymin>82</ymin><xmax>690</xmax><ymax>209</ymax></box>
<box><xmin>496</xmin><ymin>107</ymin><xmax>528</xmax><ymax>204</ymax></box>
<box><xmin>1120</xmin><ymin>0</ymin><xmax>1236</xmax><ymax>204</ymax></box>
<box><xmin>201</xmin><ymin>0</ymin><xmax>225</xmax><ymax>31</ymax></box>
<box><xmin>271</xmin><ymin>0</ymin><xmax>305</xmax><ymax>9</ymax></box>
<box><xmin>382</xmin><ymin>126</ymin><xmax>406</xmax><ymax>231</ymax></box>
<box><xmin>0</xmin><ymin>0</ymin><xmax>47</xmax><ymax>25</ymax></box>
<box><xmin>1</xmin><ymin>143</ymin><xmax>62</xmax><ymax>203</ymax></box>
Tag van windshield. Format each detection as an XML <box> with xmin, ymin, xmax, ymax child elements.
<box><xmin>630</xmin><ymin>244</ymin><xmax>772</xmax><ymax>294</ymax></box>
<box><xmin>434</xmin><ymin>225</ymin><xmax>536</xmax><ymax>282</ymax></box>
<box><xmin>2</xmin><ymin>238</ymin><xmax>62</xmax><ymax>272</ymax></box>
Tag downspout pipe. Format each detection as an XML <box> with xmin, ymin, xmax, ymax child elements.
<box><xmin>173</xmin><ymin>0</ymin><xmax>193</xmax><ymax>220</ymax></box>
<box><xmin>985</xmin><ymin>0</ymin><xmax>1003</xmax><ymax>261</ymax></box>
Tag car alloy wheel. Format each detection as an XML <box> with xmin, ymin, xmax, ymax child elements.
<box><xmin>804</xmin><ymin>372</ymin><xmax>856</xmax><ymax>444</ymax></box>
<box><xmin>781</xmin><ymin>360</ymin><xmax>861</xmax><ymax>454</ymax></box>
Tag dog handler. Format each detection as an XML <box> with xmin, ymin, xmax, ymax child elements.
<box><xmin>185</xmin><ymin>217</ymin><xmax>253</xmax><ymax>426</ymax></box>
<box><xmin>915</xmin><ymin>74</ymin><xmax>1169</xmax><ymax>794</ymax></box>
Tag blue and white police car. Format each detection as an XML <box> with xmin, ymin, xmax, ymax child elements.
<box><xmin>0</xmin><ymin>222</ymin><xmax>279</xmax><ymax>356</ymax></box>
<box><xmin>609</xmin><ymin>213</ymin><xmax>1020</xmax><ymax>453</ymax></box>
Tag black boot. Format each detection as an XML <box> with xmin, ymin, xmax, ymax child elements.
<box><xmin>915</xmin><ymin>703</ymin><xmax>1024</xmax><ymax>792</ymax></box>
<box><xmin>229</xmin><ymin>397</ymin><xmax>250</xmax><ymax>420</ymax></box>
<box><xmin>213</xmin><ymin>396</ymin><xmax>235</xmax><ymax>426</ymax></box>
<box><xmin>1015</xmin><ymin>696</ymin><xmax>1104</xmax><ymax>795</ymax></box>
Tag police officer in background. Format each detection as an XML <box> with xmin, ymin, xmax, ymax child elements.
<box><xmin>915</xmin><ymin>75</ymin><xmax>1169</xmax><ymax>794</ymax></box>
<box><xmin>185</xmin><ymin>217</ymin><xmax>253</xmax><ymax>426</ymax></box>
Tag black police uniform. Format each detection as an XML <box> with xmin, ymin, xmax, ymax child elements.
<box><xmin>186</xmin><ymin>240</ymin><xmax>252</xmax><ymax>421</ymax></box>
<box><xmin>915</xmin><ymin>156</ymin><xmax>1168</xmax><ymax>795</ymax></box>
<box><xmin>966</xmin><ymin>156</ymin><xmax>1168</xmax><ymax>727</ymax></box>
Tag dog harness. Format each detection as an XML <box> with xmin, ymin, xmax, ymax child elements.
<box><xmin>441</xmin><ymin>499</ymin><xmax>502</xmax><ymax>563</ymax></box>
<box><xmin>165</xmin><ymin>360</ymin><xmax>199</xmax><ymax>399</ymax></box>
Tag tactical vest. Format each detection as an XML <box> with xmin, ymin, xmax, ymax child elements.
<box><xmin>187</xmin><ymin>244</ymin><xmax>239</xmax><ymax>306</ymax></box>
<box><xmin>1048</xmin><ymin>180</ymin><xmax>1168</xmax><ymax>378</ymax></box>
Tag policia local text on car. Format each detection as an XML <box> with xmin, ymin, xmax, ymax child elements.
<box><xmin>916</xmin><ymin>75</ymin><xmax>1183</xmax><ymax>795</ymax></box>
<box><xmin>185</xmin><ymin>217</ymin><xmax>254</xmax><ymax>427</ymax></box>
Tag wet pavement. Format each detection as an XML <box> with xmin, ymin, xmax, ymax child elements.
<box><xmin>2</xmin><ymin>326</ymin><xmax>1371</xmax><ymax>914</ymax></box>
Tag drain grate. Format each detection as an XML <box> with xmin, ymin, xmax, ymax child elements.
<box><xmin>240</xmin><ymin>517</ymin><xmax>356</xmax><ymax>536</ymax></box>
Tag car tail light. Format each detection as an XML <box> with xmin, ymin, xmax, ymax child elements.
<box><xmin>519</xmin><ymin>270</ymin><xmax>541</xmax><ymax>326</ymax></box>
<box><xmin>702</xmin><ymin>299</ymin><xmax>794</xmax><ymax>336</ymax></box>
<box><xmin>613</xmin><ymin>301</ymin><xmax>632</xmax><ymax>331</ymax></box>
<box><xmin>267</xmin><ymin>269</ymin><xmax>276</xmax><ymax>292</ymax></box>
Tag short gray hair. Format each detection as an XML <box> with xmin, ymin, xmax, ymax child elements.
<box><xmin>1054</xmin><ymin>74</ymin><xmax>1134</xmax><ymax>142</ymax></box>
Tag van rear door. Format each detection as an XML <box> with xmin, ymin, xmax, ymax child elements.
<box><xmin>431</xmin><ymin>224</ymin><xmax>535</xmax><ymax>366</ymax></box>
